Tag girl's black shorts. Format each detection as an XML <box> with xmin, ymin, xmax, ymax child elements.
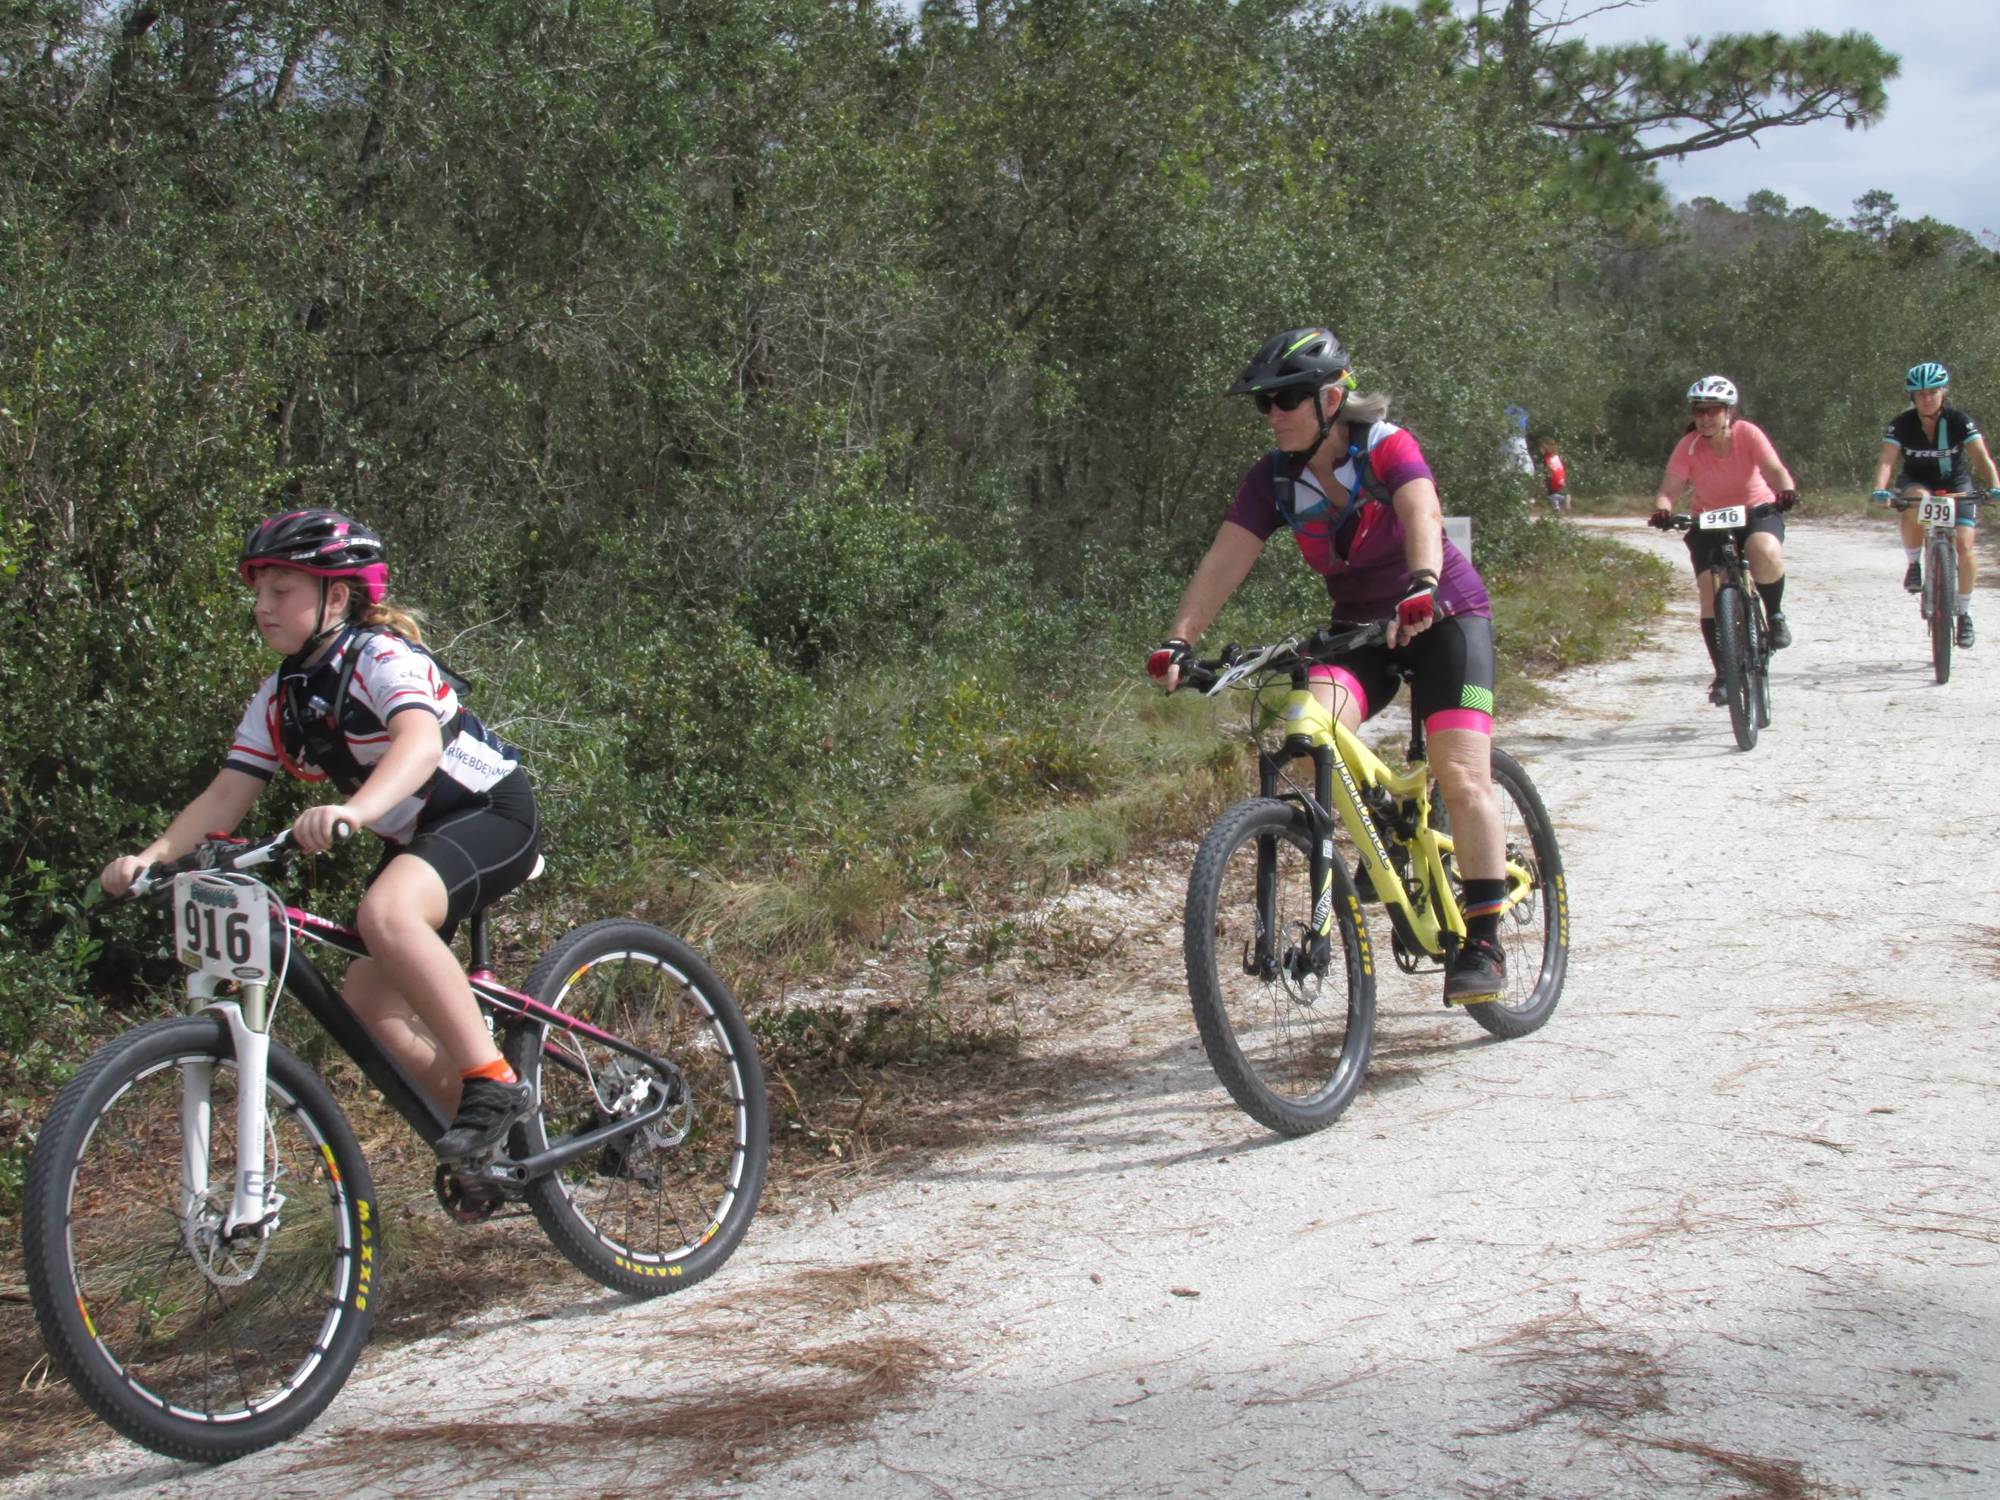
<box><xmin>372</xmin><ymin>768</ymin><xmax>540</xmax><ymax>941</ymax></box>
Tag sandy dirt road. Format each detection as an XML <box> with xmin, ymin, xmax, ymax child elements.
<box><xmin>14</xmin><ymin>517</ymin><xmax>2000</xmax><ymax>1499</ymax></box>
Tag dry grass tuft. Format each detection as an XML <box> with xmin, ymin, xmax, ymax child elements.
<box><xmin>1971</xmin><ymin>925</ymin><xmax>2000</xmax><ymax>981</ymax></box>
<box><xmin>289</xmin><ymin>1261</ymin><xmax>941</xmax><ymax>1494</ymax></box>
<box><xmin>1591</xmin><ymin>1427</ymin><xmax>1844</xmax><ymax>1499</ymax></box>
<box><xmin>1606</xmin><ymin>1190</ymin><xmax>1827</xmax><ymax>1250</ymax></box>
<box><xmin>1458</xmin><ymin>1304</ymin><xmax>1668</xmax><ymax>1437</ymax></box>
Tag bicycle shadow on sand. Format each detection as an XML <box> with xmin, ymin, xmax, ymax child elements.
<box><xmin>1509</xmin><ymin>716</ymin><xmax>1734</xmax><ymax>763</ymax></box>
<box><xmin>1789</xmin><ymin>653</ymin><xmax>1957</xmax><ymax>693</ymax></box>
<box><xmin>907</xmin><ymin>1016</ymin><xmax>1504</xmax><ymax>1187</ymax></box>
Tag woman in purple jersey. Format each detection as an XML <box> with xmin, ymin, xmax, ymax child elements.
<box><xmin>1146</xmin><ymin>327</ymin><xmax>1508</xmax><ymax>1004</ymax></box>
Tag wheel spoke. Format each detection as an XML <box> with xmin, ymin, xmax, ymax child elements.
<box><xmin>511</xmin><ymin>922</ymin><xmax>767</xmax><ymax>1295</ymax></box>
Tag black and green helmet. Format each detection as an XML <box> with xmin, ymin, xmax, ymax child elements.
<box><xmin>1228</xmin><ymin>327</ymin><xmax>1351</xmax><ymax>396</ymax></box>
<box><xmin>1907</xmin><ymin>361</ymin><xmax>1950</xmax><ymax>391</ymax></box>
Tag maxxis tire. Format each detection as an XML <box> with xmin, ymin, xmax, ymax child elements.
<box><xmin>1715</xmin><ymin>586</ymin><xmax>1757</xmax><ymax>751</ymax></box>
<box><xmin>1459</xmin><ymin>748</ymin><xmax>1569</xmax><ymax>1040</ymax></box>
<box><xmin>508</xmin><ymin>920</ymin><xmax>768</xmax><ymax>1298</ymax></box>
<box><xmin>22</xmin><ymin>1014</ymin><xmax>376</xmax><ymax>1463</ymax></box>
<box><xmin>1183</xmin><ymin>798</ymin><xmax>1377</xmax><ymax>1137</ymax></box>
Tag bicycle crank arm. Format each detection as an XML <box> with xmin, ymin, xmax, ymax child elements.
<box><xmin>457</xmin><ymin>1085</ymin><xmax>676</xmax><ymax>1189</ymax></box>
<box><xmin>1502</xmin><ymin>859</ymin><xmax>1536</xmax><ymax>909</ymax></box>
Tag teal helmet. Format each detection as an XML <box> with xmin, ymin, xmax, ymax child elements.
<box><xmin>1906</xmin><ymin>361</ymin><xmax>1950</xmax><ymax>391</ymax></box>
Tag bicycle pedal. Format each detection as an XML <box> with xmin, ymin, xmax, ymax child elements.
<box><xmin>1443</xmin><ymin>990</ymin><xmax>1501</xmax><ymax>1008</ymax></box>
<box><xmin>434</xmin><ymin>1163</ymin><xmax>508</xmax><ymax>1223</ymax></box>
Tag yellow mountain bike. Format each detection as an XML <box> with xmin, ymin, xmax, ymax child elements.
<box><xmin>1180</xmin><ymin>623</ymin><xmax>1568</xmax><ymax>1136</ymax></box>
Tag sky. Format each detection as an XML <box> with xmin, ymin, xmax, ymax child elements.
<box><xmin>1499</xmin><ymin>0</ymin><xmax>2000</xmax><ymax>238</ymax></box>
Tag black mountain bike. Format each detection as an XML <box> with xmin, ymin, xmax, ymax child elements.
<box><xmin>22</xmin><ymin>829</ymin><xmax>768</xmax><ymax>1463</ymax></box>
<box><xmin>1885</xmin><ymin>490</ymin><xmax>1986</xmax><ymax>684</ymax></box>
<box><xmin>1668</xmin><ymin>505</ymin><xmax>1777</xmax><ymax>751</ymax></box>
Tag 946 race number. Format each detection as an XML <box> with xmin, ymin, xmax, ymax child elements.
<box><xmin>173</xmin><ymin>874</ymin><xmax>273</xmax><ymax>983</ymax></box>
<box><xmin>1697</xmin><ymin>506</ymin><xmax>1747</xmax><ymax>531</ymax></box>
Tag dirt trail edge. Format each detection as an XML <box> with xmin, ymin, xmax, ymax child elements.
<box><xmin>17</xmin><ymin>518</ymin><xmax>1999</xmax><ymax>1500</ymax></box>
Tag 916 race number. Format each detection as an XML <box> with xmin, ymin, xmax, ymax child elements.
<box><xmin>173</xmin><ymin>874</ymin><xmax>272</xmax><ymax>983</ymax></box>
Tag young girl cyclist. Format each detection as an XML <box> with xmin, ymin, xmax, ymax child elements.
<box><xmin>99</xmin><ymin>509</ymin><xmax>542</xmax><ymax>1160</ymax></box>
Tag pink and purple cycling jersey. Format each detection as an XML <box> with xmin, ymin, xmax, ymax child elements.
<box><xmin>1222</xmin><ymin>421</ymin><xmax>1490</xmax><ymax>622</ymax></box>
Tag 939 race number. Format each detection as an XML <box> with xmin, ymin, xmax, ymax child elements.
<box><xmin>1918</xmin><ymin>495</ymin><xmax>1957</xmax><ymax>527</ymax></box>
<box><xmin>173</xmin><ymin>874</ymin><xmax>273</xmax><ymax>983</ymax></box>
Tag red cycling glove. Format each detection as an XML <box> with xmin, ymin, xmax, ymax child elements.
<box><xmin>1396</xmin><ymin>571</ymin><xmax>1438</xmax><ymax>632</ymax></box>
<box><xmin>1147</xmin><ymin>639</ymin><xmax>1193</xmax><ymax>681</ymax></box>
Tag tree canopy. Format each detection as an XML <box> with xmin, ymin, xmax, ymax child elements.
<box><xmin>3</xmin><ymin>0</ymin><xmax>1996</xmax><ymax>1108</ymax></box>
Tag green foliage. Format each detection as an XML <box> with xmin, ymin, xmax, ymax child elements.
<box><xmin>740</xmin><ymin>468</ymin><xmax>978</xmax><ymax>672</ymax></box>
<box><xmin>1592</xmin><ymin>195</ymin><xmax>2000</xmax><ymax>483</ymax></box>
<box><xmin>0</xmin><ymin>0</ymin><xmax>1943</xmax><ymax>1127</ymax></box>
<box><xmin>615</xmin><ymin>610</ymin><xmax>823</xmax><ymax>828</ymax></box>
<box><xmin>1389</xmin><ymin>2</ymin><xmax>1899</xmax><ymax>222</ymax></box>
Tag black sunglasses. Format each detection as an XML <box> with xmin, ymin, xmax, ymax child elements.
<box><xmin>1253</xmin><ymin>386</ymin><xmax>1318</xmax><ymax>415</ymax></box>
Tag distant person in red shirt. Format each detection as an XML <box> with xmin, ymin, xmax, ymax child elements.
<box><xmin>1540</xmin><ymin>438</ymin><xmax>1568</xmax><ymax>512</ymax></box>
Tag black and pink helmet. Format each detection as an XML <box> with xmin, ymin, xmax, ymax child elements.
<box><xmin>238</xmin><ymin>509</ymin><xmax>389</xmax><ymax>603</ymax></box>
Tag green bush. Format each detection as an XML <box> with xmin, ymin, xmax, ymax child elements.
<box><xmin>740</xmin><ymin>487</ymin><xmax>978</xmax><ymax>673</ymax></box>
<box><xmin>615</xmin><ymin>609</ymin><xmax>823</xmax><ymax>829</ymax></box>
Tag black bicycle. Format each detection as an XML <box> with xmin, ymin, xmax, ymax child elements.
<box><xmin>1881</xmin><ymin>489</ymin><xmax>1987</xmax><ymax>684</ymax></box>
<box><xmin>22</xmin><ymin>829</ymin><xmax>768</xmax><ymax>1462</ymax></box>
<box><xmin>1668</xmin><ymin>505</ymin><xmax>1778</xmax><ymax>751</ymax></box>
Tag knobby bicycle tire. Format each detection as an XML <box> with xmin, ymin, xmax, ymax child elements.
<box><xmin>1929</xmin><ymin>533</ymin><xmax>1956</xmax><ymax>684</ymax></box>
<box><xmin>1183</xmin><ymin>798</ymin><xmax>1377</xmax><ymax>1136</ymax></box>
<box><xmin>1454</xmin><ymin>748</ymin><xmax>1569</xmax><ymax>1040</ymax></box>
<box><xmin>507</xmin><ymin>920</ymin><xmax>768</xmax><ymax>1297</ymax></box>
<box><xmin>1714</xmin><ymin>584</ymin><xmax>1758</xmax><ymax>751</ymax></box>
<box><xmin>1746</xmin><ymin>592</ymin><xmax>1772</xmax><ymax>730</ymax></box>
<box><xmin>22</xmin><ymin>1014</ymin><xmax>376</xmax><ymax>1463</ymax></box>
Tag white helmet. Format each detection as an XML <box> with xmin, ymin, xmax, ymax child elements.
<box><xmin>1686</xmin><ymin>375</ymin><xmax>1738</xmax><ymax>406</ymax></box>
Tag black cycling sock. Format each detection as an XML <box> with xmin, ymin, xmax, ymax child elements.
<box><xmin>1699</xmin><ymin>617</ymin><xmax>1721</xmax><ymax>669</ymax></box>
<box><xmin>1462</xmin><ymin>878</ymin><xmax>1507</xmax><ymax>945</ymax></box>
<box><xmin>1757</xmin><ymin>577</ymin><xmax>1786</xmax><ymax>616</ymax></box>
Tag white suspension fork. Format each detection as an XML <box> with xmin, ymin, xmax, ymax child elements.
<box><xmin>183</xmin><ymin>977</ymin><xmax>284</xmax><ymax>1239</ymax></box>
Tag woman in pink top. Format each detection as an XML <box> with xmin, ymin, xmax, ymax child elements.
<box><xmin>1647</xmin><ymin>375</ymin><xmax>1800</xmax><ymax>704</ymax></box>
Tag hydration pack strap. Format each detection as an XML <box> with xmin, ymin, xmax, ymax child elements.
<box><xmin>282</xmin><ymin>629</ymin><xmax>466</xmax><ymax>796</ymax></box>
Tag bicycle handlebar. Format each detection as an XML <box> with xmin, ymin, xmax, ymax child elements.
<box><xmin>1662</xmin><ymin>500</ymin><xmax>1786</xmax><ymax>533</ymax></box>
<box><xmin>1884</xmin><ymin>490</ymin><xmax>1991</xmax><ymax>513</ymax></box>
<box><xmin>1183</xmin><ymin>621</ymin><xmax>1391</xmax><ymax>694</ymax></box>
<box><xmin>125</xmin><ymin>821</ymin><xmax>354</xmax><ymax>900</ymax></box>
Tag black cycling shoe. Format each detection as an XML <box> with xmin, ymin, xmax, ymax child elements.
<box><xmin>1904</xmin><ymin>560</ymin><xmax>1923</xmax><ymax>593</ymax></box>
<box><xmin>1445</xmin><ymin>937</ymin><xmax>1506</xmax><ymax>1005</ymax></box>
<box><xmin>434</xmin><ymin>1077</ymin><xmax>536</xmax><ymax>1161</ymax></box>
<box><xmin>1958</xmin><ymin>611</ymin><xmax>1975</xmax><ymax>648</ymax></box>
<box><xmin>1707</xmin><ymin>674</ymin><xmax>1727</xmax><ymax>706</ymax></box>
<box><xmin>1766</xmin><ymin>612</ymin><xmax>1792</xmax><ymax>650</ymax></box>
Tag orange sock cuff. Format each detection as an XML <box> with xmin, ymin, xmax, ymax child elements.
<box><xmin>462</xmin><ymin>1058</ymin><xmax>517</xmax><ymax>1084</ymax></box>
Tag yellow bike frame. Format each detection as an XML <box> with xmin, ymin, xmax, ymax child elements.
<box><xmin>1255</xmin><ymin>680</ymin><xmax>1536</xmax><ymax>961</ymax></box>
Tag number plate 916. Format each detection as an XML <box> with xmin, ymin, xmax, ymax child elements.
<box><xmin>173</xmin><ymin>874</ymin><xmax>273</xmax><ymax>983</ymax></box>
